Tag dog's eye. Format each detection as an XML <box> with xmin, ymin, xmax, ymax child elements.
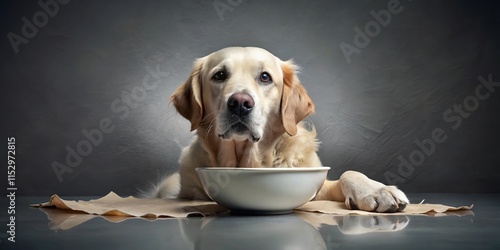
<box><xmin>212</xmin><ymin>70</ymin><xmax>228</xmax><ymax>82</ymax></box>
<box><xmin>259</xmin><ymin>72</ymin><xmax>272</xmax><ymax>84</ymax></box>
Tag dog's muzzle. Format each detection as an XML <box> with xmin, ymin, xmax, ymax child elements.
<box><xmin>217</xmin><ymin>93</ymin><xmax>260</xmax><ymax>142</ymax></box>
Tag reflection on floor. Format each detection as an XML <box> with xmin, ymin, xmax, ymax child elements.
<box><xmin>39</xmin><ymin>206</ymin><xmax>473</xmax><ymax>250</ymax></box>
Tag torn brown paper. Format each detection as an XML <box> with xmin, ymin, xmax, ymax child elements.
<box><xmin>296</xmin><ymin>200</ymin><xmax>473</xmax><ymax>216</ymax></box>
<box><xmin>32</xmin><ymin>192</ymin><xmax>227</xmax><ymax>218</ymax></box>
<box><xmin>31</xmin><ymin>191</ymin><xmax>473</xmax><ymax>219</ymax></box>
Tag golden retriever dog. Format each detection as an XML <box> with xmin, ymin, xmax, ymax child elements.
<box><xmin>150</xmin><ymin>47</ymin><xmax>409</xmax><ymax>212</ymax></box>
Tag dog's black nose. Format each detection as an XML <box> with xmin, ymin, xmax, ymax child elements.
<box><xmin>228</xmin><ymin>93</ymin><xmax>254</xmax><ymax>116</ymax></box>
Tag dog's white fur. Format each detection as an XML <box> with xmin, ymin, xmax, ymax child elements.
<box><xmin>149</xmin><ymin>47</ymin><xmax>409</xmax><ymax>212</ymax></box>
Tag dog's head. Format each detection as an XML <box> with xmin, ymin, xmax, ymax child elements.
<box><xmin>171</xmin><ymin>47</ymin><xmax>314</xmax><ymax>142</ymax></box>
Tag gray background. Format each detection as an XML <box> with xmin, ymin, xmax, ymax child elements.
<box><xmin>1</xmin><ymin>0</ymin><xmax>499</xmax><ymax>196</ymax></box>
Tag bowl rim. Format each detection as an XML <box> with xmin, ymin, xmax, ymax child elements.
<box><xmin>195</xmin><ymin>166</ymin><xmax>330</xmax><ymax>172</ymax></box>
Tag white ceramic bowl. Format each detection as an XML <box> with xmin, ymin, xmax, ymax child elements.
<box><xmin>195</xmin><ymin>167</ymin><xmax>330</xmax><ymax>214</ymax></box>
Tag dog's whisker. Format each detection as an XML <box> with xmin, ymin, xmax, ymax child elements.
<box><xmin>200</xmin><ymin>110</ymin><xmax>217</xmax><ymax>123</ymax></box>
<box><xmin>204</xmin><ymin>117</ymin><xmax>218</xmax><ymax>144</ymax></box>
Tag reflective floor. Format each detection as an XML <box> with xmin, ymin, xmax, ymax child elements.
<box><xmin>0</xmin><ymin>194</ymin><xmax>498</xmax><ymax>249</ymax></box>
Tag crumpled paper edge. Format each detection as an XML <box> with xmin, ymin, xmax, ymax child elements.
<box><xmin>31</xmin><ymin>191</ymin><xmax>474</xmax><ymax>218</ymax></box>
<box><xmin>31</xmin><ymin>192</ymin><xmax>227</xmax><ymax>218</ymax></box>
<box><xmin>295</xmin><ymin>200</ymin><xmax>473</xmax><ymax>216</ymax></box>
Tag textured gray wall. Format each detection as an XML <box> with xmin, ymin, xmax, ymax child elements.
<box><xmin>1</xmin><ymin>0</ymin><xmax>499</xmax><ymax>196</ymax></box>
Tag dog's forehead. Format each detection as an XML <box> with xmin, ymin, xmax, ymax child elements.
<box><xmin>206</xmin><ymin>47</ymin><xmax>281</xmax><ymax>70</ymax></box>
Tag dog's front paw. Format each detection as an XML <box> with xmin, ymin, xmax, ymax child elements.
<box><xmin>340</xmin><ymin>171</ymin><xmax>409</xmax><ymax>213</ymax></box>
<box><xmin>345</xmin><ymin>185</ymin><xmax>409</xmax><ymax>213</ymax></box>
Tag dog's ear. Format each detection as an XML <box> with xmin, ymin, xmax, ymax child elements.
<box><xmin>280</xmin><ymin>60</ymin><xmax>315</xmax><ymax>136</ymax></box>
<box><xmin>170</xmin><ymin>58</ymin><xmax>204</xmax><ymax>131</ymax></box>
